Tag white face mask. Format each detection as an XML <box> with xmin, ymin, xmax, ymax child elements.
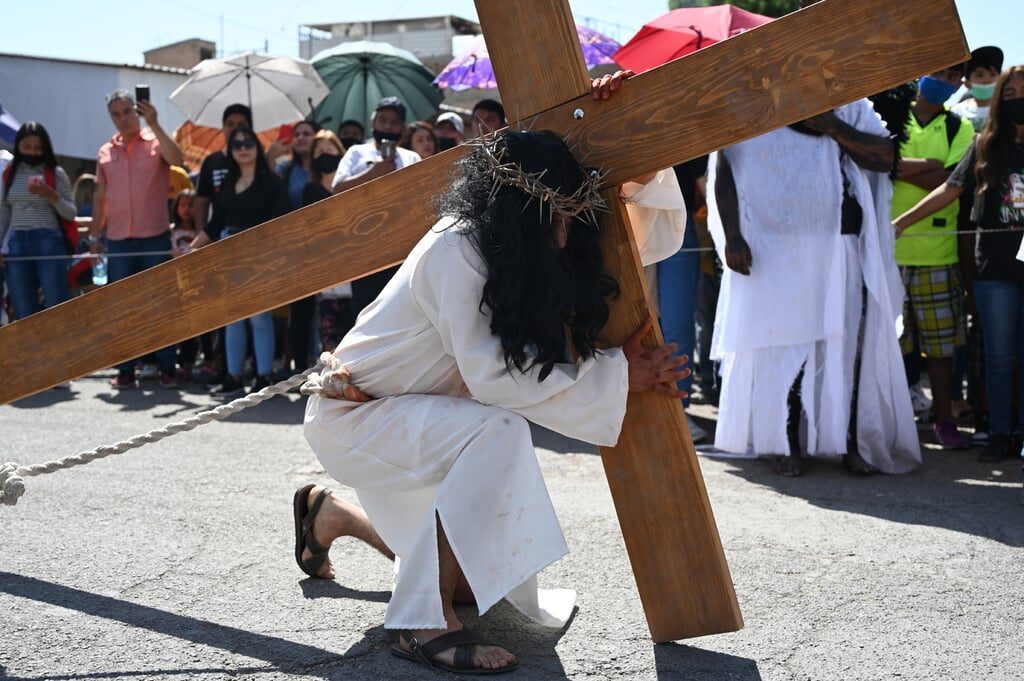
<box><xmin>970</xmin><ymin>82</ymin><xmax>997</xmax><ymax>101</ymax></box>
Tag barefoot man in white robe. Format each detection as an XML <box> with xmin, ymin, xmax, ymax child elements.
<box><xmin>295</xmin><ymin>73</ymin><xmax>689</xmax><ymax>675</ymax></box>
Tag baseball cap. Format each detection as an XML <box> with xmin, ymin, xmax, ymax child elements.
<box><xmin>375</xmin><ymin>96</ymin><xmax>407</xmax><ymax>121</ymax></box>
<box><xmin>436</xmin><ymin>112</ymin><xmax>465</xmax><ymax>136</ymax></box>
<box><xmin>966</xmin><ymin>46</ymin><xmax>1003</xmax><ymax>76</ymax></box>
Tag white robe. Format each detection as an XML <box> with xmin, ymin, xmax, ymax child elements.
<box><xmin>304</xmin><ymin>171</ymin><xmax>684</xmax><ymax>630</ymax></box>
<box><xmin>706</xmin><ymin>100</ymin><xmax>920</xmax><ymax>473</ymax></box>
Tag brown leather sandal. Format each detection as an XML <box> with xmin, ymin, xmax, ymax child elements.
<box><xmin>293</xmin><ymin>484</ymin><xmax>333</xmax><ymax>578</ymax></box>
<box><xmin>391</xmin><ymin>629</ymin><xmax>519</xmax><ymax>675</ymax></box>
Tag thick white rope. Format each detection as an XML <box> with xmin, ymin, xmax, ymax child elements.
<box><xmin>0</xmin><ymin>358</ymin><xmax>338</xmax><ymax>507</ymax></box>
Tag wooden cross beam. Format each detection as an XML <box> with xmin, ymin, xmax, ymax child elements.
<box><xmin>0</xmin><ymin>0</ymin><xmax>966</xmax><ymax>643</ymax></box>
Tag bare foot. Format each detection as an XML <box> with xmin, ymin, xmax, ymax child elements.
<box><xmin>301</xmin><ymin>486</ymin><xmax>348</xmax><ymax>579</ymax></box>
<box><xmin>401</xmin><ymin>627</ymin><xmax>517</xmax><ymax>671</ymax></box>
<box><xmin>843</xmin><ymin>450</ymin><xmax>875</xmax><ymax>475</ymax></box>
<box><xmin>301</xmin><ymin>486</ymin><xmax>395</xmax><ymax>579</ymax></box>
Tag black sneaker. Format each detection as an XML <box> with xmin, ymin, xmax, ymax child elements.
<box><xmin>212</xmin><ymin>375</ymin><xmax>245</xmax><ymax>396</ymax></box>
<box><xmin>251</xmin><ymin>375</ymin><xmax>271</xmax><ymax>393</ymax></box>
<box><xmin>977</xmin><ymin>433</ymin><xmax>1011</xmax><ymax>463</ymax></box>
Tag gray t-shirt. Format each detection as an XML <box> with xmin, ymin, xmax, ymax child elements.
<box><xmin>0</xmin><ymin>162</ymin><xmax>76</xmax><ymax>248</ymax></box>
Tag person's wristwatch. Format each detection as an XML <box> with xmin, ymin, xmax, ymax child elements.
<box><xmin>81</xmin><ymin>234</ymin><xmax>100</xmax><ymax>247</ymax></box>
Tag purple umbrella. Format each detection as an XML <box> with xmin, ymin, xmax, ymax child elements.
<box><xmin>0</xmin><ymin>103</ymin><xmax>20</xmax><ymax>145</ymax></box>
<box><xmin>434</xmin><ymin>24</ymin><xmax>620</xmax><ymax>92</ymax></box>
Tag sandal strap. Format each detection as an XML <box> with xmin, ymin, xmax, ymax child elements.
<box><xmin>417</xmin><ymin>629</ymin><xmax>490</xmax><ymax>659</ymax></box>
<box><xmin>301</xmin><ymin>489</ymin><xmax>333</xmax><ymax>555</ymax></box>
<box><xmin>301</xmin><ymin>550</ymin><xmax>330</xmax><ymax>575</ymax></box>
<box><xmin>454</xmin><ymin>643</ymin><xmax>476</xmax><ymax>670</ymax></box>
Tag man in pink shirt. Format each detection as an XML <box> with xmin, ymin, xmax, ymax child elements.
<box><xmin>87</xmin><ymin>90</ymin><xmax>184</xmax><ymax>389</ymax></box>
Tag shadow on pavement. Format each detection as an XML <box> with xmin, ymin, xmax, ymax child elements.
<box><xmin>654</xmin><ymin>643</ymin><xmax>762</xmax><ymax>680</ymax></box>
<box><xmin>2</xmin><ymin>665</ymin><xmax>273</xmax><ymax>680</ymax></box>
<box><xmin>1</xmin><ymin>573</ymin><xmax>579</xmax><ymax>680</ymax></box>
<box><xmin>719</xmin><ymin>449</ymin><xmax>1024</xmax><ymax>547</ymax></box>
<box><xmin>0</xmin><ymin>572</ymin><xmax>343</xmax><ymax>679</ymax></box>
<box><xmin>299</xmin><ymin>577</ymin><xmax>391</xmax><ymax>603</ymax></box>
<box><xmin>93</xmin><ymin>388</ymin><xmax>207</xmax><ymax>415</ymax></box>
<box><xmin>343</xmin><ymin>601</ymin><xmax>576</xmax><ymax>679</ymax></box>
<box><xmin>8</xmin><ymin>389</ymin><xmax>79</xmax><ymax>410</ymax></box>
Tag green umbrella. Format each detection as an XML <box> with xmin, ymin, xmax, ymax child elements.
<box><xmin>311</xmin><ymin>41</ymin><xmax>443</xmax><ymax>132</ymax></box>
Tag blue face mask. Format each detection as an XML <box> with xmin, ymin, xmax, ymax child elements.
<box><xmin>918</xmin><ymin>76</ymin><xmax>960</xmax><ymax>105</ymax></box>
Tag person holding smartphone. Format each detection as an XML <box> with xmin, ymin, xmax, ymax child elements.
<box><xmin>0</xmin><ymin>122</ymin><xmax>76</xmax><ymax>321</ymax></box>
<box><xmin>331</xmin><ymin>97</ymin><xmax>422</xmax><ymax>314</ymax></box>
<box><xmin>88</xmin><ymin>88</ymin><xmax>185</xmax><ymax>389</ymax></box>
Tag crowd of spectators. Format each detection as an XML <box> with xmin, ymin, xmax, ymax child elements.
<box><xmin>1</xmin><ymin>45</ymin><xmax>1021</xmax><ymax>469</ymax></box>
<box><xmin>0</xmin><ymin>87</ymin><xmax>507</xmax><ymax>396</ymax></box>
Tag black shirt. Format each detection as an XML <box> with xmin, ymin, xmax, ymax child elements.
<box><xmin>206</xmin><ymin>171</ymin><xmax>290</xmax><ymax>241</ymax></box>
<box><xmin>196</xmin><ymin>151</ymin><xmax>231</xmax><ymax>199</ymax></box>
<box><xmin>948</xmin><ymin>140</ymin><xmax>1024</xmax><ymax>282</ymax></box>
<box><xmin>302</xmin><ymin>182</ymin><xmax>331</xmax><ymax>208</ymax></box>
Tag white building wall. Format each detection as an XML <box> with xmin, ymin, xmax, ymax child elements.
<box><xmin>0</xmin><ymin>55</ymin><xmax>188</xmax><ymax>160</ymax></box>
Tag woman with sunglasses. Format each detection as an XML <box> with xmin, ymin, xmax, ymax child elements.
<box><xmin>190</xmin><ymin>127</ymin><xmax>289</xmax><ymax>395</ymax></box>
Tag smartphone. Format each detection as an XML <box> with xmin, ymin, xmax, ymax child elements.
<box><xmin>278</xmin><ymin>123</ymin><xmax>294</xmax><ymax>145</ymax></box>
<box><xmin>135</xmin><ymin>84</ymin><xmax>151</xmax><ymax>103</ymax></box>
<box><xmin>380</xmin><ymin>139</ymin><xmax>396</xmax><ymax>161</ymax></box>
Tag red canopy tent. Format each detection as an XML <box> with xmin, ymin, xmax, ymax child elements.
<box><xmin>614</xmin><ymin>4</ymin><xmax>773</xmax><ymax>73</ymax></box>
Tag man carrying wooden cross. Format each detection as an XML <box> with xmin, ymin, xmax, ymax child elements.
<box><xmin>295</xmin><ymin>72</ymin><xmax>687</xmax><ymax>675</ymax></box>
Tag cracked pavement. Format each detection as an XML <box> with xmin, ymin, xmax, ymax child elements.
<box><xmin>1</xmin><ymin>372</ymin><xmax>1022</xmax><ymax>680</ymax></box>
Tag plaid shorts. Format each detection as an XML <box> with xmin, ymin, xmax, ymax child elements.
<box><xmin>900</xmin><ymin>264</ymin><xmax>967</xmax><ymax>359</ymax></box>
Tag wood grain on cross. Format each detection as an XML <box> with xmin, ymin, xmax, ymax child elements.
<box><xmin>0</xmin><ymin>0</ymin><xmax>966</xmax><ymax>642</ymax></box>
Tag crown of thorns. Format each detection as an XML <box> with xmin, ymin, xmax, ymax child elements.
<box><xmin>468</xmin><ymin>134</ymin><xmax>609</xmax><ymax>227</ymax></box>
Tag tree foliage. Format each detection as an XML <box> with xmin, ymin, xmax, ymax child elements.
<box><xmin>668</xmin><ymin>0</ymin><xmax>801</xmax><ymax>18</ymax></box>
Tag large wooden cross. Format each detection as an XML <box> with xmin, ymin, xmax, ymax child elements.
<box><xmin>1</xmin><ymin>0</ymin><xmax>965</xmax><ymax>643</ymax></box>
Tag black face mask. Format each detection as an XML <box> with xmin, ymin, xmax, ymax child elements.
<box><xmin>312</xmin><ymin>153</ymin><xmax>342</xmax><ymax>174</ymax></box>
<box><xmin>372</xmin><ymin>129</ymin><xmax>402</xmax><ymax>144</ymax></box>
<box><xmin>340</xmin><ymin>136</ymin><xmax>362</xmax><ymax>149</ymax></box>
<box><xmin>435</xmin><ymin>137</ymin><xmax>457</xmax><ymax>151</ymax></box>
<box><xmin>1003</xmin><ymin>98</ymin><xmax>1024</xmax><ymax>126</ymax></box>
<box><xmin>20</xmin><ymin>154</ymin><xmax>44</xmax><ymax>166</ymax></box>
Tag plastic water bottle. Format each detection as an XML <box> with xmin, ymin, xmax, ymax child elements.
<box><xmin>92</xmin><ymin>255</ymin><xmax>108</xmax><ymax>286</ymax></box>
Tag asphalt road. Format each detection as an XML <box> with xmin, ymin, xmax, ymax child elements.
<box><xmin>1</xmin><ymin>372</ymin><xmax>1021</xmax><ymax>680</ymax></box>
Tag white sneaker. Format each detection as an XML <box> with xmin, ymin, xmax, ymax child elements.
<box><xmin>908</xmin><ymin>382</ymin><xmax>931</xmax><ymax>415</ymax></box>
<box><xmin>687</xmin><ymin>415</ymin><xmax>708</xmax><ymax>443</ymax></box>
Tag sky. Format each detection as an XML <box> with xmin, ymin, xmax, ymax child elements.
<box><xmin>2</xmin><ymin>0</ymin><xmax>1020</xmax><ymax>71</ymax></box>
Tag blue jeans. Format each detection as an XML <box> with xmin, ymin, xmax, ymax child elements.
<box><xmin>973</xmin><ymin>279</ymin><xmax>1024</xmax><ymax>435</ymax></box>
<box><xmin>5</xmin><ymin>228</ymin><xmax>70</xmax><ymax>321</ymax></box>
<box><xmin>695</xmin><ymin>268</ymin><xmax>721</xmax><ymax>394</ymax></box>
<box><xmin>226</xmin><ymin>311</ymin><xmax>275</xmax><ymax>378</ymax></box>
<box><xmin>657</xmin><ymin>213</ymin><xmax>700</xmax><ymax>406</ymax></box>
<box><xmin>107</xmin><ymin>233</ymin><xmax>176</xmax><ymax>373</ymax></box>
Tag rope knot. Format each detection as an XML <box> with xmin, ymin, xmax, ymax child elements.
<box><xmin>1</xmin><ymin>462</ymin><xmax>26</xmax><ymax>506</ymax></box>
<box><xmin>302</xmin><ymin>352</ymin><xmax>358</xmax><ymax>400</ymax></box>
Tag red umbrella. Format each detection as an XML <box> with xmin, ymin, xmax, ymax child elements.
<box><xmin>614</xmin><ymin>4</ymin><xmax>773</xmax><ymax>73</ymax></box>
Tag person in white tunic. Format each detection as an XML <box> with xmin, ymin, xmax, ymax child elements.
<box><xmin>296</xmin><ymin>78</ymin><xmax>688</xmax><ymax>675</ymax></box>
<box><xmin>706</xmin><ymin>98</ymin><xmax>920</xmax><ymax>477</ymax></box>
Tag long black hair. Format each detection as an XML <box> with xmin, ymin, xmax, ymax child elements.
<box><xmin>976</xmin><ymin>66</ymin><xmax>1024</xmax><ymax>194</ymax></box>
<box><xmin>4</xmin><ymin>121</ymin><xmax>59</xmax><ymax>195</ymax></box>
<box><xmin>225</xmin><ymin>126</ymin><xmax>274</xmax><ymax>186</ymax></box>
<box><xmin>437</xmin><ymin>130</ymin><xmax>619</xmax><ymax>381</ymax></box>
